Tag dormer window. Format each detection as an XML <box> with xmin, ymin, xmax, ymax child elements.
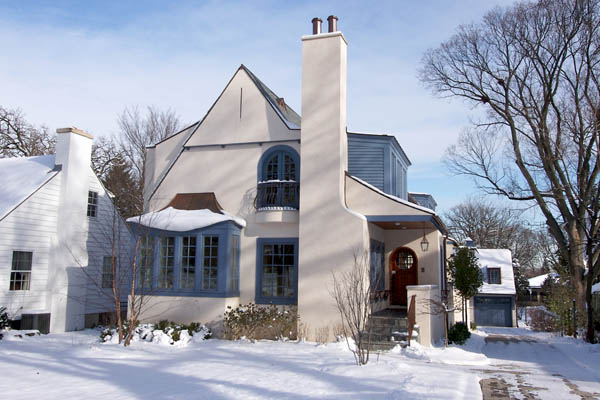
<box><xmin>256</xmin><ymin>146</ymin><xmax>300</xmax><ymax>210</ymax></box>
<box><xmin>488</xmin><ymin>268</ymin><xmax>501</xmax><ymax>284</ymax></box>
<box><xmin>87</xmin><ymin>191</ymin><xmax>98</xmax><ymax>217</ymax></box>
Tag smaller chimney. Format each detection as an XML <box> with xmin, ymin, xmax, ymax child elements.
<box><xmin>311</xmin><ymin>17</ymin><xmax>322</xmax><ymax>35</ymax></box>
<box><xmin>327</xmin><ymin>15</ymin><xmax>338</xmax><ymax>32</ymax></box>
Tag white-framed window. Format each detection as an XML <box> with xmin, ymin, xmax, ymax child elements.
<box><xmin>102</xmin><ymin>256</ymin><xmax>114</xmax><ymax>288</ymax></box>
<box><xmin>488</xmin><ymin>268</ymin><xmax>501</xmax><ymax>284</ymax></box>
<box><xmin>87</xmin><ymin>191</ymin><xmax>98</xmax><ymax>217</ymax></box>
<box><xmin>10</xmin><ymin>251</ymin><xmax>32</xmax><ymax>291</ymax></box>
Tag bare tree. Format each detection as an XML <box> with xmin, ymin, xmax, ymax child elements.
<box><xmin>0</xmin><ymin>106</ymin><xmax>55</xmax><ymax>157</ymax></box>
<box><xmin>444</xmin><ymin>197</ymin><xmax>554</xmax><ymax>274</ymax></box>
<box><xmin>117</xmin><ymin>105</ymin><xmax>182</xmax><ymax>183</ymax></box>
<box><xmin>420</xmin><ymin>0</ymin><xmax>600</xmax><ymax>342</ymax></box>
<box><xmin>91</xmin><ymin>136</ymin><xmax>124</xmax><ymax>181</ymax></box>
<box><xmin>330</xmin><ymin>251</ymin><xmax>375</xmax><ymax>365</ymax></box>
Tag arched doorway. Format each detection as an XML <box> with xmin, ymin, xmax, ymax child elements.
<box><xmin>389</xmin><ymin>247</ymin><xmax>418</xmax><ymax>306</ymax></box>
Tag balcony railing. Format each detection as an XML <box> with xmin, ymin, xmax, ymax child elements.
<box><xmin>255</xmin><ymin>180</ymin><xmax>299</xmax><ymax>210</ymax></box>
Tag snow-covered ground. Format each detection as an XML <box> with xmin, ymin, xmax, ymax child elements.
<box><xmin>0</xmin><ymin>325</ymin><xmax>598</xmax><ymax>399</ymax></box>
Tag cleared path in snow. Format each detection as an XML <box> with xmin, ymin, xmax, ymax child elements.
<box><xmin>476</xmin><ymin>327</ymin><xmax>600</xmax><ymax>400</ymax></box>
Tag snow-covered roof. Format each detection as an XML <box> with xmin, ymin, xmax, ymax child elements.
<box><xmin>528</xmin><ymin>273</ymin><xmax>558</xmax><ymax>289</ymax></box>
<box><xmin>0</xmin><ymin>155</ymin><xmax>58</xmax><ymax>221</ymax></box>
<box><xmin>476</xmin><ymin>249</ymin><xmax>516</xmax><ymax>295</ymax></box>
<box><xmin>127</xmin><ymin>207</ymin><xmax>246</xmax><ymax>232</ymax></box>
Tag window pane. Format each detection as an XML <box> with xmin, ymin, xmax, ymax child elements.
<box><xmin>181</xmin><ymin>236</ymin><xmax>196</xmax><ymax>289</ymax></box>
<box><xmin>12</xmin><ymin>251</ymin><xmax>32</xmax><ymax>271</ymax></box>
<box><xmin>10</xmin><ymin>251</ymin><xmax>32</xmax><ymax>291</ymax></box>
<box><xmin>139</xmin><ymin>236</ymin><xmax>154</xmax><ymax>289</ymax></box>
<box><xmin>102</xmin><ymin>256</ymin><xmax>114</xmax><ymax>288</ymax></box>
<box><xmin>87</xmin><ymin>191</ymin><xmax>98</xmax><ymax>217</ymax></box>
<box><xmin>158</xmin><ymin>237</ymin><xmax>175</xmax><ymax>288</ymax></box>
<box><xmin>261</xmin><ymin>241</ymin><xmax>295</xmax><ymax>299</ymax></box>
<box><xmin>265</xmin><ymin>155</ymin><xmax>279</xmax><ymax>181</ymax></box>
<box><xmin>228</xmin><ymin>236</ymin><xmax>239</xmax><ymax>292</ymax></box>
<box><xmin>202</xmin><ymin>236</ymin><xmax>219</xmax><ymax>290</ymax></box>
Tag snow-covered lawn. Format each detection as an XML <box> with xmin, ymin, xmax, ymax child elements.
<box><xmin>0</xmin><ymin>326</ymin><xmax>598</xmax><ymax>399</ymax></box>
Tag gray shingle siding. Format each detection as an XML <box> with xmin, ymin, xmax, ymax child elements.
<box><xmin>347</xmin><ymin>133</ymin><xmax>410</xmax><ymax>199</ymax></box>
<box><xmin>348</xmin><ymin>145</ymin><xmax>385</xmax><ymax>191</ymax></box>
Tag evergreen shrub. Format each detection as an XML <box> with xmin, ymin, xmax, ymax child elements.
<box><xmin>448</xmin><ymin>322</ymin><xmax>471</xmax><ymax>345</ymax></box>
<box><xmin>224</xmin><ymin>303</ymin><xmax>298</xmax><ymax>341</ymax></box>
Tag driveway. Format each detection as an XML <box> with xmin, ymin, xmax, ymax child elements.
<box><xmin>475</xmin><ymin>327</ymin><xmax>600</xmax><ymax>400</ymax></box>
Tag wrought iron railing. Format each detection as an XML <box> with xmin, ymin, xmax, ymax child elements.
<box><xmin>255</xmin><ymin>180</ymin><xmax>299</xmax><ymax>210</ymax></box>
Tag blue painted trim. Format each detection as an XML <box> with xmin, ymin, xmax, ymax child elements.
<box><xmin>257</xmin><ymin>145</ymin><xmax>300</xmax><ymax>182</ymax></box>
<box><xmin>132</xmin><ymin>221</ymin><xmax>241</xmax><ymax>297</ymax></box>
<box><xmin>366</xmin><ymin>214</ymin><xmax>445</xmax><ymax>233</ymax></box>
<box><xmin>255</xmin><ymin>237</ymin><xmax>299</xmax><ymax>305</ymax></box>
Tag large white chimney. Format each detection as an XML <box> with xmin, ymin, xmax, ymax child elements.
<box><xmin>49</xmin><ymin>127</ymin><xmax>93</xmax><ymax>333</ymax></box>
<box><xmin>298</xmin><ymin>17</ymin><xmax>369</xmax><ymax>340</ymax></box>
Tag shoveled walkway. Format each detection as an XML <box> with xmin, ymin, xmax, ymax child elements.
<box><xmin>476</xmin><ymin>328</ymin><xmax>600</xmax><ymax>400</ymax></box>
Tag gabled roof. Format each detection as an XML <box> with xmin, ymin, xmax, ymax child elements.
<box><xmin>528</xmin><ymin>272</ymin><xmax>558</xmax><ymax>289</ymax></box>
<box><xmin>241</xmin><ymin>65</ymin><xmax>301</xmax><ymax>130</ymax></box>
<box><xmin>477</xmin><ymin>249</ymin><xmax>516</xmax><ymax>295</ymax></box>
<box><xmin>0</xmin><ymin>155</ymin><xmax>59</xmax><ymax>221</ymax></box>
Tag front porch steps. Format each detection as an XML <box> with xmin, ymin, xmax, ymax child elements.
<box><xmin>363</xmin><ymin>309</ymin><xmax>418</xmax><ymax>351</ymax></box>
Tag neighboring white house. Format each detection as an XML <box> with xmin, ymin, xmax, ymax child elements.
<box><xmin>466</xmin><ymin>248</ymin><xmax>517</xmax><ymax>327</ymax></box>
<box><xmin>527</xmin><ymin>272</ymin><xmax>558</xmax><ymax>302</ymax></box>
<box><xmin>0</xmin><ymin>128</ymin><xmax>131</xmax><ymax>333</ymax></box>
<box><xmin>130</xmin><ymin>16</ymin><xmax>449</xmax><ymax>346</ymax></box>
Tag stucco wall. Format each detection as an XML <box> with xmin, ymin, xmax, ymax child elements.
<box><xmin>345</xmin><ymin>175</ymin><xmax>432</xmax><ymax>216</ymax></box>
<box><xmin>185</xmin><ymin>69</ymin><xmax>298</xmax><ymax>147</ymax></box>
<box><xmin>383</xmin><ymin>229</ymin><xmax>443</xmax><ymax>289</ymax></box>
<box><xmin>134</xmin><ymin>295</ymin><xmax>240</xmax><ymax>336</ymax></box>
<box><xmin>145</xmin><ymin>70</ymin><xmax>301</xmax><ymax>323</ymax></box>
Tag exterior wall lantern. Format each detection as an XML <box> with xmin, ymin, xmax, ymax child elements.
<box><xmin>420</xmin><ymin>232</ymin><xmax>429</xmax><ymax>252</ymax></box>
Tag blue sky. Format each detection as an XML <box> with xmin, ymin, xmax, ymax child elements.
<box><xmin>1</xmin><ymin>0</ymin><xmax>521</xmax><ymax>215</ymax></box>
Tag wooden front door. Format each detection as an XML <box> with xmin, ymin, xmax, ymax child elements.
<box><xmin>390</xmin><ymin>247</ymin><xmax>418</xmax><ymax>306</ymax></box>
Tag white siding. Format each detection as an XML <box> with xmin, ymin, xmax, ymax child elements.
<box><xmin>0</xmin><ymin>173</ymin><xmax>61</xmax><ymax>317</ymax></box>
<box><xmin>84</xmin><ymin>170</ymin><xmax>133</xmax><ymax>314</ymax></box>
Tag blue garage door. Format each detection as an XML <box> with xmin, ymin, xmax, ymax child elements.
<box><xmin>474</xmin><ymin>296</ymin><xmax>512</xmax><ymax>327</ymax></box>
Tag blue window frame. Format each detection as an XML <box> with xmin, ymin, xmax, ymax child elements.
<box><xmin>370</xmin><ymin>239</ymin><xmax>385</xmax><ymax>292</ymax></box>
<box><xmin>180</xmin><ymin>236</ymin><xmax>196</xmax><ymax>289</ymax></box>
<box><xmin>256</xmin><ymin>145</ymin><xmax>300</xmax><ymax>209</ymax></box>
<box><xmin>131</xmin><ymin>221</ymin><xmax>241</xmax><ymax>297</ymax></box>
<box><xmin>202</xmin><ymin>235</ymin><xmax>219</xmax><ymax>290</ymax></box>
<box><xmin>139</xmin><ymin>236</ymin><xmax>154</xmax><ymax>289</ymax></box>
<box><xmin>158</xmin><ymin>236</ymin><xmax>175</xmax><ymax>288</ymax></box>
<box><xmin>255</xmin><ymin>238</ymin><xmax>298</xmax><ymax>305</ymax></box>
<box><xmin>228</xmin><ymin>235</ymin><xmax>240</xmax><ymax>292</ymax></box>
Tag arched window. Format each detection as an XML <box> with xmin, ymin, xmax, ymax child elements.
<box><xmin>257</xmin><ymin>146</ymin><xmax>299</xmax><ymax>209</ymax></box>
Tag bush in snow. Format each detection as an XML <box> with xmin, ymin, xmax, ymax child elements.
<box><xmin>100</xmin><ymin>320</ymin><xmax>211</xmax><ymax>345</ymax></box>
<box><xmin>0</xmin><ymin>307</ymin><xmax>9</xmax><ymax>330</ymax></box>
<box><xmin>528</xmin><ymin>308</ymin><xmax>557</xmax><ymax>332</ymax></box>
<box><xmin>448</xmin><ymin>322</ymin><xmax>470</xmax><ymax>345</ymax></box>
<box><xmin>224</xmin><ymin>303</ymin><xmax>298</xmax><ymax>341</ymax></box>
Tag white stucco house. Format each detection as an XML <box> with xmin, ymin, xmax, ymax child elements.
<box><xmin>130</xmin><ymin>16</ymin><xmax>451</xmax><ymax>345</ymax></box>
<box><xmin>0</xmin><ymin>128</ymin><xmax>131</xmax><ymax>333</ymax></box>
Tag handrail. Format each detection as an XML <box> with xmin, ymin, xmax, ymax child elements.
<box><xmin>407</xmin><ymin>294</ymin><xmax>416</xmax><ymax>346</ymax></box>
<box><xmin>255</xmin><ymin>180</ymin><xmax>299</xmax><ymax>210</ymax></box>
